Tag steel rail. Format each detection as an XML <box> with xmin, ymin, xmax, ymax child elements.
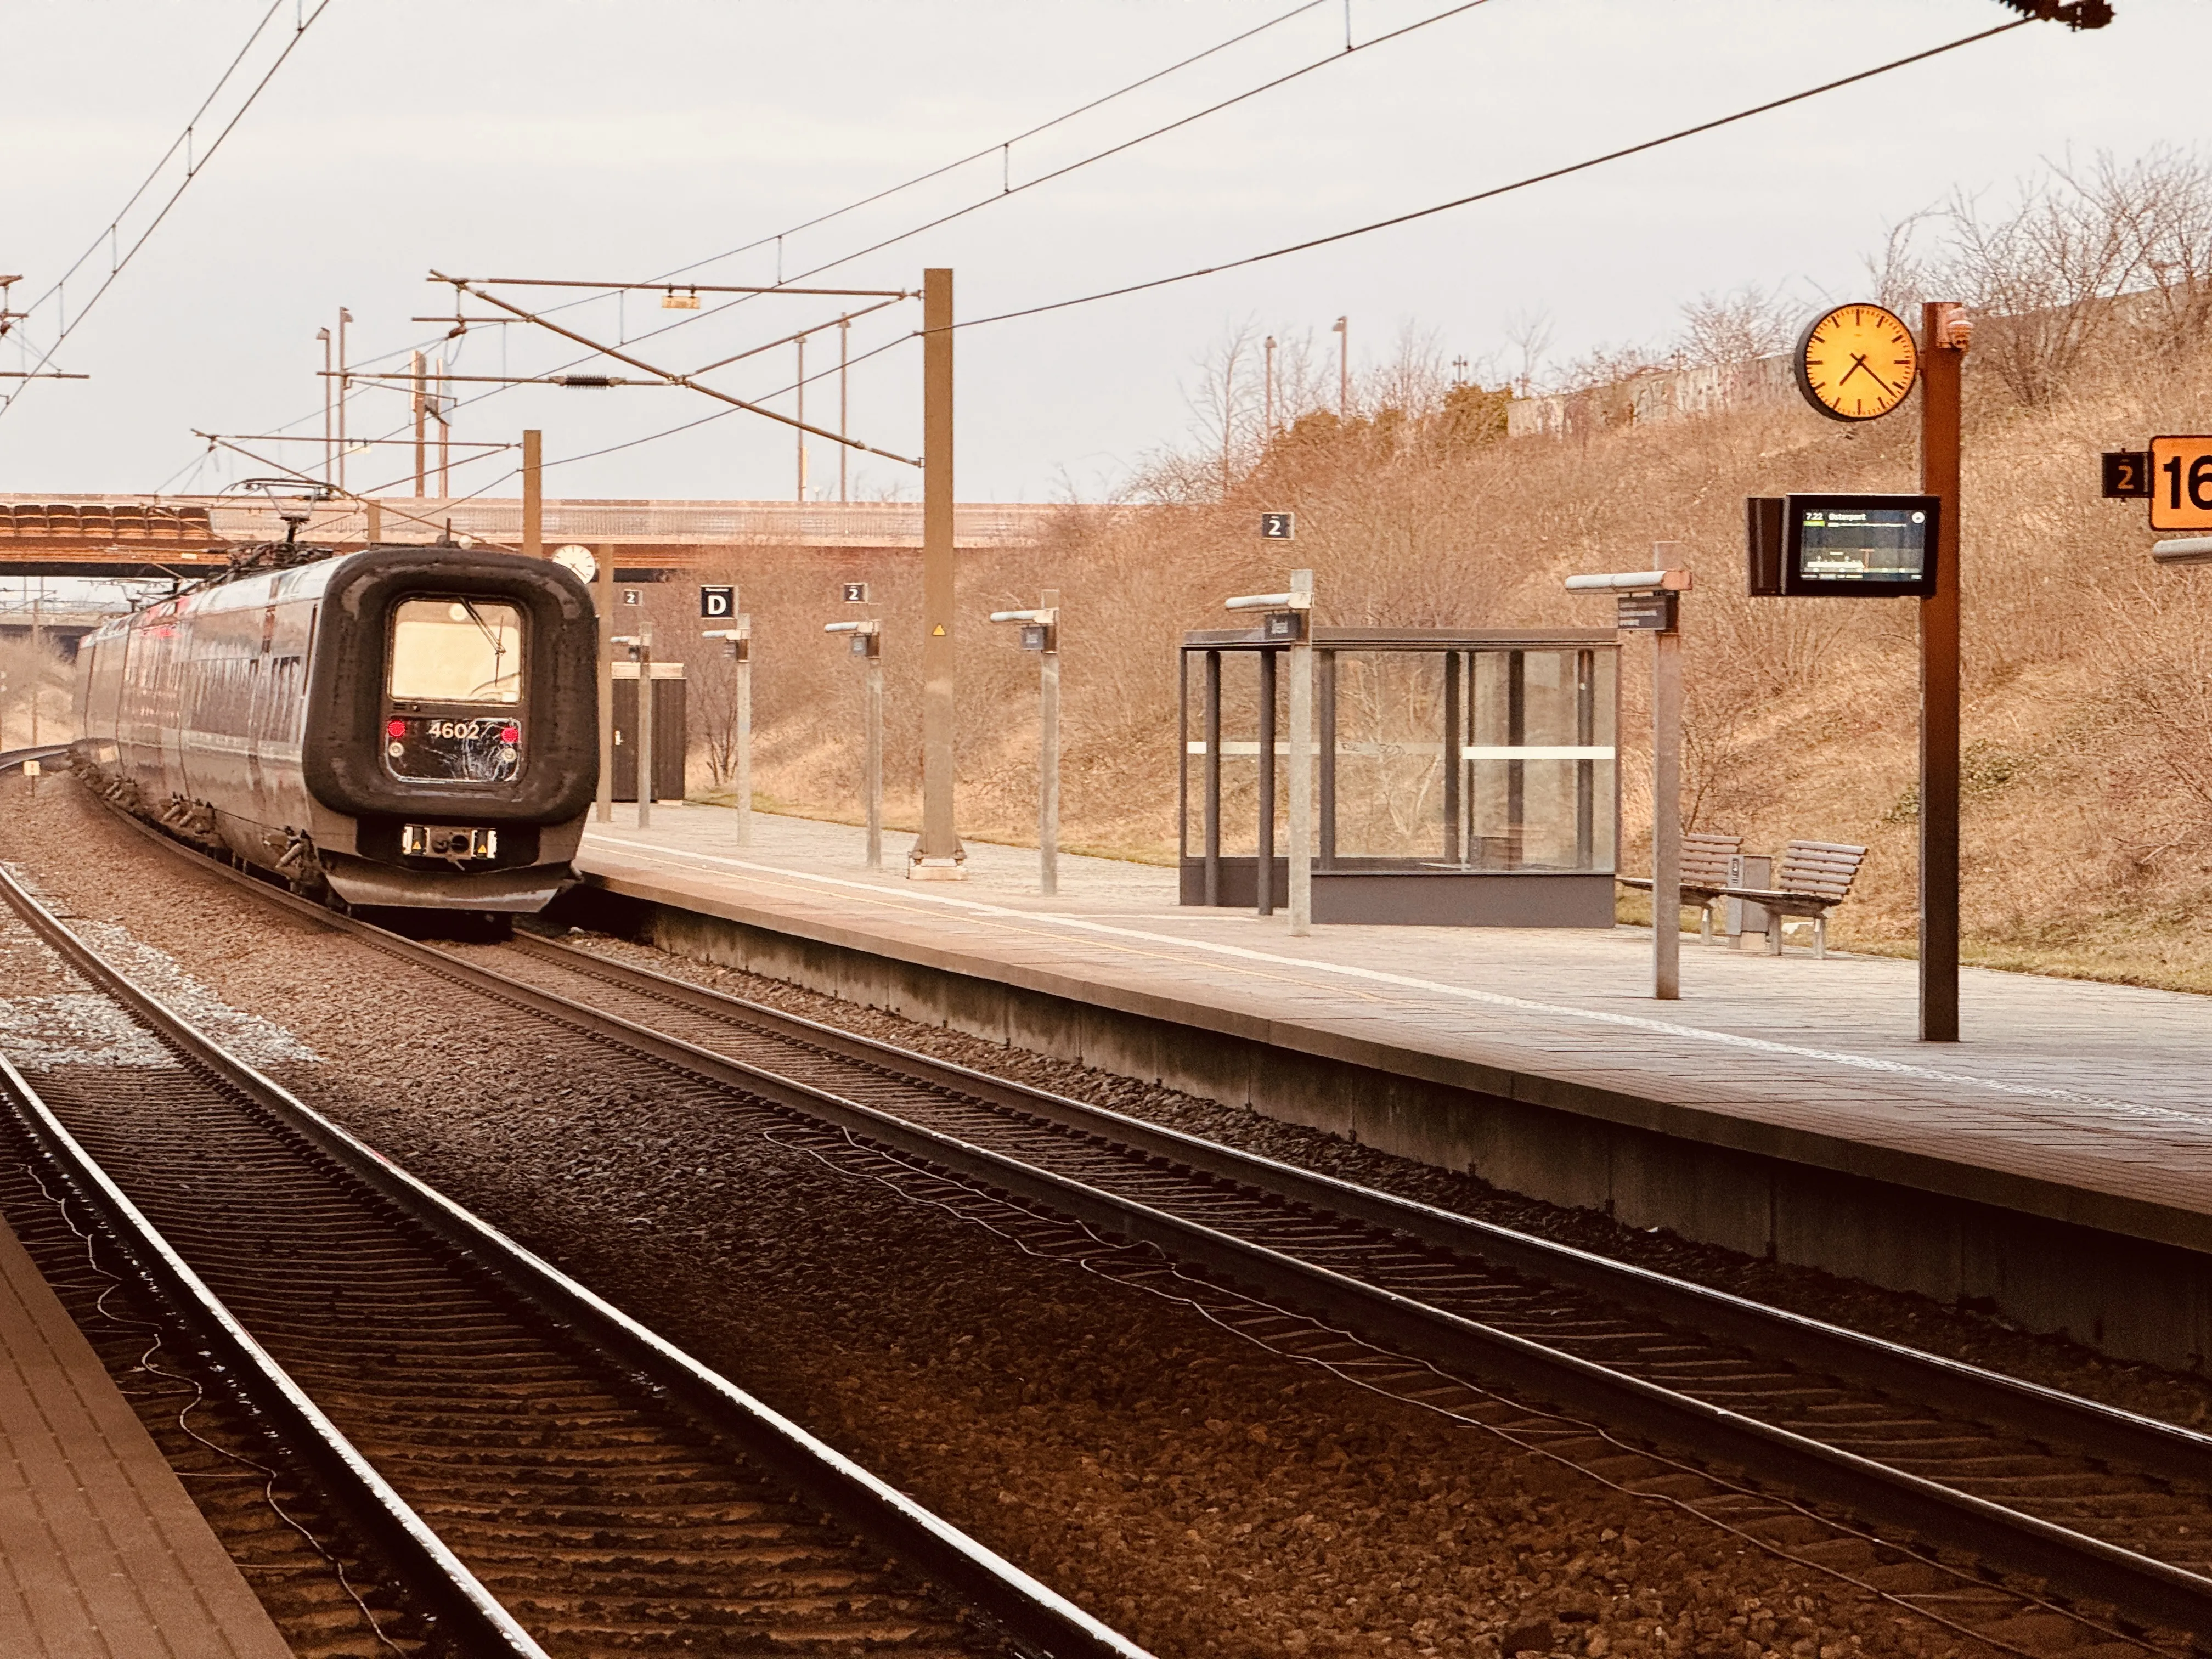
<box><xmin>0</xmin><ymin>853</ymin><xmax>1150</xmax><ymax>1659</ymax></box>
<box><xmin>0</xmin><ymin>742</ymin><xmax>70</xmax><ymax>772</ymax></box>
<box><xmin>506</xmin><ymin>935</ymin><xmax>2212</xmax><ymax>1492</ymax></box>
<box><xmin>83</xmin><ymin>805</ymin><xmax>2212</xmax><ymax>1640</ymax></box>
<box><xmin>0</xmin><ymin>935</ymin><xmax>548</xmax><ymax>1655</ymax></box>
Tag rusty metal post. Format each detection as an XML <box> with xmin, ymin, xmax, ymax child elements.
<box><xmin>522</xmin><ymin>429</ymin><xmax>543</xmax><ymax>558</ymax></box>
<box><xmin>435</xmin><ymin>355</ymin><xmax>450</xmax><ymax>496</ymax></box>
<box><xmin>1286</xmin><ymin>569</ymin><xmax>1314</xmax><ymax>936</ymax></box>
<box><xmin>1039</xmin><ymin>588</ymin><xmax>1060</xmax><ymax>897</ymax></box>
<box><xmin>595</xmin><ymin>550</ymin><xmax>614</xmax><ymax>823</ymax></box>
<box><xmin>1652</xmin><ymin>622</ymin><xmax>1683</xmax><ymax>1002</ymax></box>
<box><xmin>636</xmin><ymin>616</ymin><xmax>654</xmax><ymax>832</ymax></box>
<box><xmin>865</xmin><ymin>644</ymin><xmax>884</xmax><ymax>871</ymax></box>
<box><xmin>1920</xmin><ymin>303</ymin><xmax>1967</xmax><ymax>1042</ymax></box>
<box><xmin>411</xmin><ymin>351</ymin><xmax>427</xmax><ymax>497</ymax></box>
<box><xmin>911</xmin><ymin>267</ymin><xmax>964</xmax><ymax>877</ymax></box>
<box><xmin>732</xmin><ymin>592</ymin><xmax>753</xmax><ymax>850</ymax></box>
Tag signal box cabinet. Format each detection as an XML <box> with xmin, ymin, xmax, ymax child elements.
<box><xmin>610</xmin><ymin>662</ymin><xmax>687</xmax><ymax>803</ymax></box>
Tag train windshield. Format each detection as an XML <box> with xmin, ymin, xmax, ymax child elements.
<box><xmin>388</xmin><ymin>598</ymin><xmax>524</xmax><ymax>704</ymax></box>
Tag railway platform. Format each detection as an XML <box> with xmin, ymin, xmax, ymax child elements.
<box><xmin>569</xmin><ymin>805</ymin><xmax>2212</xmax><ymax>1371</ymax></box>
<box><xmin>0</xmin><ymin>1210</ymin><xmax>291</xmax><ymax>1658</ymax></box>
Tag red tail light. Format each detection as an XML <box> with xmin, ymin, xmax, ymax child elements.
<box><xmin>386</xmin><ymin>718</ymin><xmax>407</xmax><ymax>738</ymax></box>
<box><xmin>500</xmin><ymin>724</ymin><xmax>520</xmax><ymax>744</ymax></box>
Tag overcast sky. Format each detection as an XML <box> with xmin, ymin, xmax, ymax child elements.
<box><xmin>1</xmin><ymin>0</ymin><xmax>2200</xmax><ymax>504</ymax></box>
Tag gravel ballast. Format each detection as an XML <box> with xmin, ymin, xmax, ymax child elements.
<box><xmin>3</xmin><ymin>775</ymin><xmax>2187</xmax><ymax>1659</ymax></box>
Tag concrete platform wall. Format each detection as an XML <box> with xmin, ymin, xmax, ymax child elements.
<box><xmin>582</xmin><ymin>889</ymin><xmax>2212</xmax><ymax>1372</ymax></box>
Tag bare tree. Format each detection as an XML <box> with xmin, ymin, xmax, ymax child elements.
<box><xmin>1676</xmin><ymin>284</ymin><xmax>1795</xmax><ymax>366</ymax></box>
<box><xmin>1937</xmin><ymin>167</ymin><xmax>2135</xmax><ymax>405</ymax></box>
<box><xmin>1862</xmin><ymin>212</ymin><xmax>1935</xmax><ymax>320</ymax></box>
<box><xmin>1502</xmin><ymin>308</ymin><xmax>1555</xmax><ymax>397</ymax></box>
<box><xmin>1181</xmin><ymin>322</ymin><xmax>1266</xmax><ymax>499</ymax></box>
<box><xmin>2082</xmin><ymin>145</ymin><xmax>2212</xmax><ymax>358</ymax></box>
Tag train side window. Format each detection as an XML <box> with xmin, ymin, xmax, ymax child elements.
<box><xmin>387</xmin><ymin>598</ymin><xmax>523</xmax><ymax>704</ymax></box>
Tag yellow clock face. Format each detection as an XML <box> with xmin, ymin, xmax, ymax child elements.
<box><xmin>1795</xmin><ymin>304</ymin><xmax>1918</xmax><ymax>422</ymax></box>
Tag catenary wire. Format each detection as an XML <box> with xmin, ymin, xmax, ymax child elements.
<box><xmin>0</xmin><ymin>1</ymin><xmax>338</xmax><ymax>421</ymax></box>
<box><xmin>654</xmin><ymin>0</ymin><xmax>1331</xmax><ymax>285</ymax></box>
<box><xmin>261</xmin><ymin>0</ymin><xmax>1497</xmax><ymax>460</ymax></box>
<box><xmin>154</xmin><ymin>10</ymin><xmax>2022</xmax><ymax>493</ymax></box>
<box><xmin>950</xmin><ymin>17</ymin><xmax>2038</xmax><ymax>332</ymax></box>
<box><xmin>8</xmin><ymin>1</ymin><xmax>292</xmax><ymax>330</ymax></box>
<box><xmin>382</xmin><ymin>15</ymin><xmax>2035</xmax><ymax>486</ymax></box>
<box><xmin>664</xmin><ymin>0</ymin><xmax>1491</xmax><ymax>294</ymax></box>
<box><xmin>178</xmin><ymin>1</ymin><xmax>1339</xmax><ymax>458</ymax></box>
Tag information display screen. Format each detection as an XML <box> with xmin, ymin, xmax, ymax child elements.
<box><xmin>1781</xmin><ymin>494</ymin><xmax>1941</xmax><ymax>597</ymax></box>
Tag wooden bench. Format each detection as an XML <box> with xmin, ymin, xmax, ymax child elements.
<box><xmin>1617</xmin><ymin>831</ymin><xmax>1742</xmax><ymax>946</ymax></box>
<box><xmin>1717</xmin><ymin>840</ymin><xmax>1869</xmax><ymax>958</ymax></box>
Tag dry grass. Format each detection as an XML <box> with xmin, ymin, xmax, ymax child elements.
<box><xmin>656</xmin><ymin>325</ymin><xmax>2212</xmax><ymax>993</ymax></box>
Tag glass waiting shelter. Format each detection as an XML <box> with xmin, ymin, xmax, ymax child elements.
<box><xmin>1179</xmin><ymin>627</ymin><xmax>1620</xmax><ymax>926</ymax></box>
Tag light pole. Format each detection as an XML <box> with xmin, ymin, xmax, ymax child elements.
<box><xmin>1566</xmin><ymin>556</ymin><xmax>1691</xmax><ymax>1000</ymax></box>
<box><xmin>317</xmin><ymin>327</ymin><xmax>332</xmax><ymax>484</ymax></box>
<box><xmin>1264</xmin><ymin>336</ymin><xmax>1276</xmax><ymax>438</ymax></box>
<box><xmin>913</xmin><ymin>267</ymin><xmax>964</xmax><ymax>879</ymax></box>
<box><xmin>826</xmin><ymin>618</ymin><xmax>883</xmax><ymax>869</ymax></box>
<box><xmin>703</xmin><ymin>607</ymin><xmax>753</xmax><ymax>848</ymax></box>
<box><xmin>1332</xmin><ymin>316</ymin><xmax>1348</xmax><ymax>420</ymax></box>
<box><xmin>336</xmin><ymin>306</ymin><xmax>352</xmax><ymax>494</ymax></box>
<box><xmin>988</xmin><ymin>590</ymin><xmax>1060</xmax><ymax>895</ymax></box>
<box><xmin>1224</xmin><ymin>571</ymin><xmax>1316</xmax><ymax>936</ymax></box>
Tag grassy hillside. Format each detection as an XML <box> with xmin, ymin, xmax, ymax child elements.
<box><xmin>656</xmin><ymin>318</ymin><xmax>2212</xmax><ymax>991</ymax></box>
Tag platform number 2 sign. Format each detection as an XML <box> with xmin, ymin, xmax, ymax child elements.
<box><xmin>2151</xmin><ymin>436</ymin><xmax>2212</xmax><ymax>532</ymax></box>
<box><xmin>1259</xmin><ymin>512</ymin><xmax>1296</xmax><ymax>541</ymax></box>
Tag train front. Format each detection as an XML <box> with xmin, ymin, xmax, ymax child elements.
<box><xmin>302</xmin><ymin>545</ymin><xmax>598</xmax><ymax>912</ymax></box>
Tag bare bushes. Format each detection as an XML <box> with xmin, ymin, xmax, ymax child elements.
<box><xmin>0</xmin><ymin>636</ymin><xmax>71</xmax><ymax>750</ymax></box>
<box><xmin>1916</xmin><ymin>148</ymin><xmax>2212</xmax><ymax>408</ymax></box>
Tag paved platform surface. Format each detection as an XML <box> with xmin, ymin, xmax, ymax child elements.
<box><xmin>0</xmin><ymin>1211</ymin><xmax>291</xmax><ymax>1657</ymax></box>
<box><xmin>575</xmin><ymin>805</ymin><xmax>2212</xmax><ymax>1254</ymax></box>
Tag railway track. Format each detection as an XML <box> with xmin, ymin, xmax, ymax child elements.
<box><xmin>0</xmin><ymin>859</ymin><xmax>1149</xmax><ymax>1659</ymax></box>
<box><xmin>0</xmin><ymin>742</ymin><xmax>69</xmax><ymax>773</ymax></box>
<box><xmin>63</xmin><ymin>803</ymin><xmax>2212</xmax><ymax>1652</ymax></box>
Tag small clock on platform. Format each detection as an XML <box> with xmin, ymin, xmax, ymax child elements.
<box><xmin>1794</xmin><ymin>303</ymin><xmax>1918</xmax><ymax>422</ymax></box>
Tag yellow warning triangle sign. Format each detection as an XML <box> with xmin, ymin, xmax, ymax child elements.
<box><xmin>932</xmin><ymin>624</ymin><xmax>946</xmax><ymax>635</ymax></box>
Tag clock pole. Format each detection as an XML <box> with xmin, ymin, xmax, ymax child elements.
<box><xmin>1918</xmin><ymin>302</ymin><xmax>1968</xmax><ymax>1043</ymax></box>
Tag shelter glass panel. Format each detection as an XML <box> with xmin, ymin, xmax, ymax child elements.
<box><xmin>1180</xmin><ymin>647</ymin><xmax>1274</xmax><ymax>859</ymax></box>
<box><xmin>1466</xmin><ymin>647</ymin><xmax>1615</xmax><ymax>872</ymax></box>
<box><xmin>1328</xmin><ymin>651</ymin><xmax>1449</xmax><ymax>861</ymax></box>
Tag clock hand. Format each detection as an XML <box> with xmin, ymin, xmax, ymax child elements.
<box><xmin>1833</xmin><ymin>352</ymin><xmax>1898</xmax><ymax>397</ymax></box>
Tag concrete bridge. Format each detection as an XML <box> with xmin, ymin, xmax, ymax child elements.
<box><xmin>0</xmin><ymin>494</ymin><xmax>1075</xmax><ymax>578</ymax></box>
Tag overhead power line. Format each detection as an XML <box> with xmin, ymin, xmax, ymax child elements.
<box><xmin>763</xmin><ymin>0</ymin><xmax>1501</xmax><ymax>297</ymax></box>
<box><xmin>187</xmin><ymin>0</ymin><xmax>1472</xmax><ymax>477</ymax></box>
<box><xmin>513</xmin><ymin>14</ymin><xmax>2052</xmax><ymax>485</ymax></box>
<box><xmin>332</xmin><ymin>0</ymin><xmax>1496</xmax><ymax>446</ymax></box>
<box><xmin>1</xmin><ymin>0</ymin><xmax>337</xmax><ymax>422</ymax></box>
<box><xmin>648</xmin><ymin>0</ymin><xmax>1333</xmax><ymax>286</ymax></box>
<box><xmin>952</xmin><ymin>16</ymin><xmax>2040</xmax><ymax>333</ymax></box>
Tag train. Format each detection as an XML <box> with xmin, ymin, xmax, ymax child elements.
<box><xmin>72</xmin><ymin>541</ymin><xmax>599</xmax><ymax>912</ymax></box>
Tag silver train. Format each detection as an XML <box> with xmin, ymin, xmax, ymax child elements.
<box><xmin>73</xmin><ymin>543</ymin><xmax>599</xmax><ymax>911</ymax></box>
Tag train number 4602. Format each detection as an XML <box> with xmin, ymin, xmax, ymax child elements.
<box><xmin>2150</xmin><ymin>436</ymin><xmax>2212</xmax><ymax>532</ymax></box>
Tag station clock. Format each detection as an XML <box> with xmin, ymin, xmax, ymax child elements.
<box><xmin>1794</xmin><ymin>304</ymin><xmax>1918</xmax><ymax>422</ymax></box>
